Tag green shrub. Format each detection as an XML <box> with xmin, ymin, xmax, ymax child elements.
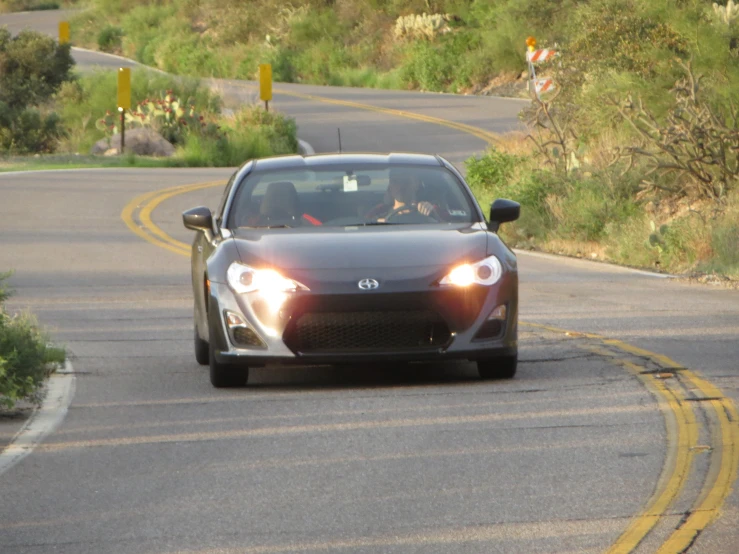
<box><xmin>179</xmin><ymin>106</ymin><xmax>297</xmax><ymax>166</ymax></box>
<box><xmin>712</xmin><ymin>220</ymin><xmax>739</xmax><ymax>269</ymax></box>
<box><xmin>0</xmin><ymin>273</ymin><xmax>65</xmax><ymax>409</ymax></box>
<box><xmin>466</xmin><ymin>148</ymin><xmax>555</xmax><ymax>242</ymax></box>
<box><xmin>0</xmin><ymin>104</ymin><xmax>66</xmax><ymax>154</ymax></box>
<box><xmin>178</xmin><ymin>132</ymin><xmax>271</xmax><ymax>167</ymax></box>
<box><xmin>97</xmin><ymin>25</ymin><xmax>124</xmax><ymax>53</ymax></box>
<box><xmin>466</xmin><ymin>149</ymin><xmax>523</xmax><ymax>195</ymax></box>
<box><xmin>0</xmin><ymin>271</ymin><xmax>10</xmax><ymax>305</ymax></box>
<box><xmin>228</xmin><ymin>105</ymin><xmax>298</xmax><ymax>154</ymax></box>
<box><xmin>0</xmin><ymin>0</ymin><xmax>60</xmax><ymax>12</ymax></box>
<box><xmin>605</xmin><ymin>215</ymin><xmax>661</xmax><ymax>268</ymax></box>
<box><xmin>0</xmin><ymin>29</ymin><xmax>74</xmax><ymax>110</ymax></box>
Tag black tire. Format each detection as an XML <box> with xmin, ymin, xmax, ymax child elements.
<box><xmin>477</xmin><ymin>354</ymin><xmax>517</xmax><ymax>380</ymax></box>
<box><xmin>209</xmin><ymin>346</ymin><xmax>248</xmax><ymax>388</ymax></box>
<box><xmin>194</xmin><ymin>325</ymin><xmax>209</xmax><ymax>366</ymax></box>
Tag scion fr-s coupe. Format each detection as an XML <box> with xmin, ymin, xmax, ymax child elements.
<box><xmin>183</xmin><ymin>153</ymin><xmax>521</xmax><ymax>387</ymax></box>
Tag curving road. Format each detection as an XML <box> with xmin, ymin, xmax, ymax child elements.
<box><xmin>1</xmin><ymin>10</ymin><xmax>738</xmax><ymax>554</ymax></box>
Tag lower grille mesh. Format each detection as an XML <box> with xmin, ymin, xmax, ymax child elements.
<box><xmin>287</xmin><ymin>310</ymin><xmax>451</xmax><ymax>353</ymax></box>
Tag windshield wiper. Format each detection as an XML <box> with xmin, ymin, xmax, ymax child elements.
<box><xmin>360</xmin><ymin>221</ymin><xmax>393</xmax><ymax>226</ymax></box>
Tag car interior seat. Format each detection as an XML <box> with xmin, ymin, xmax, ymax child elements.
<box><xmin>260</xmin><ymin>181</ymin><xmax>300</xmax><ymax>222</ymax></box>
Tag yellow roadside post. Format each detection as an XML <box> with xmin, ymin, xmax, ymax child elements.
<box><xmin>117</xmin><ymin>68</ymin><xmax>131</xmax><ymax>153</ymax></box>
<box><xmin>58</xmin><ymin>21</ymin><xmax>70</xmax><ymax>45</ymax></box>
<box><xmin>259</xmin><ymin>64</ymin><xmax>272</xmax><ymax>112</ymax></box>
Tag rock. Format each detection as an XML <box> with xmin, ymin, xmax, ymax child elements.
<box><xmin>91</xmin><ymin>127</ymin><xmax>176</xmax><ymax>157</ymax></box>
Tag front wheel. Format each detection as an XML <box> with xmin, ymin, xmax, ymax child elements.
<box><xmin>477</xmin><ymin>355</ymin><xmax>517</xmax><ymax>380</ymax></box>
<box><xmin>209</xmin><ymin>347</ymin><xmax>248</xmax><ymax>388</ymax></box>
<box><xmin>194</xmin><ymin>325</ymin><xmax>209</xmax><ymax>366</ymax></box>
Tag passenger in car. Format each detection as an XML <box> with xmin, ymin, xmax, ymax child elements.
<box><xmin>244</xmin><ymin>181</ymin><xmax>322</xmax><ymax>226</ymax></box>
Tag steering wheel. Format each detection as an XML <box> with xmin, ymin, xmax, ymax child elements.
<box><xmin>384</xmin><ymin>204</ymin><xmax>419</xmax><ymax>221</ymax></box>
<box><xmin>384</xmin><ymin>203</ymin><xmax>440</xmax><ymax>222</ymax></box>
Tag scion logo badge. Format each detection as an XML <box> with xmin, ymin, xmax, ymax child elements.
<box><xmin>358</xmin><ymin>278</ymin><xmax>379</xmax><ymax>290</ymax></box>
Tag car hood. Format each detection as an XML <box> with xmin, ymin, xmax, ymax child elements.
<box><xmin>231</xmin><ymin>225</ymin><xmax>488</xmax><ymax>270</ymax></box>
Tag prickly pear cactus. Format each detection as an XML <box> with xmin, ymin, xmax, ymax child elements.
<box><xmin>647</xmin><ymin>221</ymin><xmax>670</xmax><ymax>252</ymax></box>
<box><xmin>96</xmin><ymin>90</ymin><xmax>219</xmax><ymax>144</ymax></box>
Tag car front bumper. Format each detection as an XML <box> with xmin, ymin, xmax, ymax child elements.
<box><xmin>206</xmin><ymin>272</ymin><xmax>518</xmax><ymax>367</ymax></box>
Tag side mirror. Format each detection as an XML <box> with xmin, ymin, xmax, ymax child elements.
<box><xmin>488</xmin><ymin>199</ymin><xmax>520</xmax><ymax>232</ymax></box>
<box><xmin>183</xmin><ymin>206</ymin><xmax>213</xmax><ymax>232</ymax></box>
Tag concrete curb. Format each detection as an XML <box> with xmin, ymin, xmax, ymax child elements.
<box><xmin>0</xmin><ymin>360</ymin><xmax>76</xmax><ymax>476</ymax></box>
<box><xmin>298</xmin><ymin>139</ymin><xmax>315</xmax><ymax>156</ymax></box>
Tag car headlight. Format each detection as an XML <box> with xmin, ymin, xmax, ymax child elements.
<box><xmin>440</xmin><ymin>255</ymin><xmax>503</xmax><ymax>287</ymax></box>
<box><xmin>227</xmin><ymin>263</ymin><xmax>308</xmax><ymax>294</ymax></box>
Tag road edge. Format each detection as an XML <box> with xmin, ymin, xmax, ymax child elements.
<box><xmin>0</xmin><ymin>360</ymin><xmax>76</xmax><ymax>476</ymax></box>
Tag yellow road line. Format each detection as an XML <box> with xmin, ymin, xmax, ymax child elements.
<box><xmin>272</xmin><ymin>88</ymin><xmax>504</xmax><ymax>146</ymax></box>
<box><xmin>121</xmin><ymin>181</ymin><xmax>225</xmax><ymax>257</ymax></box>
<box><xmin>524</xmin><ymin>322</ymin><xmax>739</xmax><ymax>553</ymax></box>
<box><xmin>656</xmin><ymin>374</ymin><xmax>739</xmax><ymax>553</ymax></box>
<box><xmin>604</xmin><ymin>361</ymin><xmax>697</xmax><ymax>554</ymax></box>
<box><xmin>138</xmin><ymin>181</ymin><xmax>224</xmax><ymax>254</ymax></box>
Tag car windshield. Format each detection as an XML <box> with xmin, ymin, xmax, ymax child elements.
<box><xmin>226</xmin><ymin>164</ymin><xmax>478</xmax><ymax>229</ymax></box>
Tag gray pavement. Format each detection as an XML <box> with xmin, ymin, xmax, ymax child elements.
<box><xmin>1</xmin><ymin>9</ymin><xmax>738</xmax><ymax>554</ymax></box>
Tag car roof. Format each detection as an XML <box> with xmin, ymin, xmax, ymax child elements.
<box><xmin>251</xmin><ymin>152</ymin><xmax>444</xmax><ymax>172</ymax></box>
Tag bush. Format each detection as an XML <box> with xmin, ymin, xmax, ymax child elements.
<box><xmin>0</xmin><ymin>29</ymin><xmax>74</xmax><ymax>110</ymax></box>
<box><xmin>97</xmin><ymin>25</ymin><xmax>124</xmax><ymax>53</ymax></box>
<box><xmin>0</xmin><ymin>104</ymin><xmax>66</xmax><ymax>154</ymax></box>
<box><xmin>178</xmin><ymin>132</ymin><xmax>271</xmax><ymax>167</ymax></box>
<box><xmin>711</xmin><ymin>219</ymin><xmax>739</xmax><ymax>270</ymax></box>
<box><xmin>179</xmin><ymin>106</ymin><xmax>297</xmax><ymax>166</ymax></box>
<box><xmin>0</xmin><ymin>273</ymin><xmax>65</xmax><ymax>409</ymax></box>
<box><xmin>0</xmin><ymin>0</ymin><xmax>60</xmax><ymax>12</ymax></box>
<box><xmin>228</xmin><ymin>105</ymin><xmax>298</xmax><ymax>154</ymax></box>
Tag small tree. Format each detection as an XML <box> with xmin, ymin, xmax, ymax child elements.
<box><xmin>613</xmin><ymin>60</ymin><xmax>739</xmax><ymax>203</ymax></box>
<box><xmin>0</xmin><ymin>29</ymin><xmax>74</xmax><ymax>154</ymax></box>
<box><xmin>0</xmin><ymin>29</ymin><xmax>75</xmax><ymax>110</ymax></box>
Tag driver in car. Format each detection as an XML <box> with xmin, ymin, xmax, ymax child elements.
<box><xmin>376</xmin><ymin>171</ymin><xmax>438</xmax><ymax>222</ymax></box>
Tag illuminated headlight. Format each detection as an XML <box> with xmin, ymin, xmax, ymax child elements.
<box><xmin>440</xmin><ymin>255</ymin><xmax>503</xmax><ymax>287</ymax></box>
<box><xmin>227</xmin><ymin>263</ymin><xmax>308</xmax><ymax>294</ymax></box>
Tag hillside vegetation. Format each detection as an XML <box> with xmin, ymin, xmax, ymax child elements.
<box><xmin>58</xmin><ymin>2</ymin><xmax>739</xmax><ymax>275</ymax></box>
<box><xmin>0</xmin><ymin>26</ymin><xmax>297</xmax><ymax>165</ymax></box>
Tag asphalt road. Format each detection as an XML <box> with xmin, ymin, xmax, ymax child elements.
<box><xmin>1</xmin><ymin>10</ymin><xmax>738</xmax><ymax>554</ymax></box>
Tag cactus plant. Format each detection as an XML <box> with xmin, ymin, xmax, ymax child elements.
<box><xmin>647</xmin><ymin>221</ymin><xmax>670</xmax><ymax>252</ymax></box>
<box><xmin>713</xmin><ymin>1</ymin><xmax>739</xmax><ymax>25</ymax></box>
<box><xmin>394</xmin><ymin>13</ymin><xmax>451</xmax><ymax>41</ymax></box>
<box><xmin>95</xmin><ymin>91</ymin><xmax>219</xmax><ymax>144</ymax></box>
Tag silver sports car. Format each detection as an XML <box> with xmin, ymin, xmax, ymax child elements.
<box><xmin>183</xmin><ymin>153</ymin><xmax>520</xmax><ymax>387</ymax></box>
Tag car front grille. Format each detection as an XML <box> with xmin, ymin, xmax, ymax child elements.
<box><xmin>285</xmin><ymin>310</ymin><xmax>451</xmax><ymax>353</ymax></box>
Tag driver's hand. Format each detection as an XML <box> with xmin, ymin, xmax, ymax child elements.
<box><xmin>417</xmin><ymin>201</ymin><xmax>435</xmax><ymax>216</ymax></box>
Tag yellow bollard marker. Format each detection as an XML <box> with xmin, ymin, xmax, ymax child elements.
<box><xmin>117</xmin><ymin>68</ymin><xmax>131</xmax><ymax>153</ymax></box>
<box><xmin>259</xmin><ymin>64</ymin><xmax>272</xmax><ymax>112</ymax></box>
<box><xmin>59</xmin><ymin>21</ymin><xmax>70</xmax><ymax>45</ymax></box>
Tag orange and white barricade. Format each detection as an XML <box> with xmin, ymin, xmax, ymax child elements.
<box><xmin>525</xmin><ymin>38</ymin><xmax>558</xmax><ymax>100</ymax></box>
